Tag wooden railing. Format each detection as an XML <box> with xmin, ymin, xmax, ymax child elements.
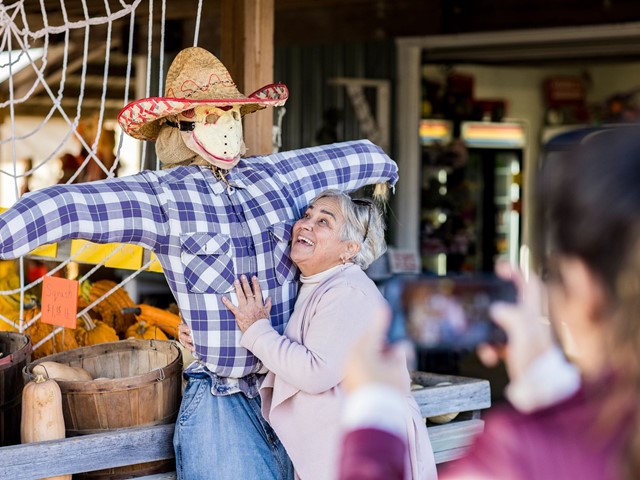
<box><xmin>0</xmin><ymin>373</ymin><xmax>490</xmax><ymax>479</ymax></box>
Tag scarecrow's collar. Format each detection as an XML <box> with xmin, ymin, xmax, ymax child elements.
<box><xmin>204</xmin><ymin>164</ymin><xmax>249</xmax><ymax>194</ymax></box>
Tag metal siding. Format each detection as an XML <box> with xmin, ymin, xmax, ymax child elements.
<box><xmin>274</xmin><ymin>40</ymin><xmax>394</xmax><ymax>151</ymax></box>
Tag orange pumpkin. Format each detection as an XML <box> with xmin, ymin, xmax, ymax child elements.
<box><xmin>125</xmin><ymin>320</ymin><xmax>169</xmax><ymax>341</ymax></box>
<box><xmin>24</xmin><ymin>307</ymin><xmax>78</xmax><ymax>359</ymax></box>
<box><xmin>136</xmin><ymin>304</ymin><xmax>181</xmax><ymax>338</ymax></box>
<box><xmin>85</xmin><ymin>280</ymin><xmax>137</xmax><ymax>337</ymax></box>
<box><xmin>75</xmin><ymin>313</ymin><xmax>118</xmax><ymax>346</ymax></box>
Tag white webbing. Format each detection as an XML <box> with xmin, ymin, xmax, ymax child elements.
<box><xmin>0</xmin><ymin>1</ymin><xmax>208</xmax><ymax>349</ymax></box>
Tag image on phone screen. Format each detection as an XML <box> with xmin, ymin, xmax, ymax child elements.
<box><xmin>384</xmin><ymin>275</ymin><xmax>516</xmax><ymax>350</ymax></box>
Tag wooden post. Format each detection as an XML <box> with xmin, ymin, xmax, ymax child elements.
<box><xmin>220</xmin><ymin>0</ymin><xmax>275</xmax><ymax>156</ymax></box>
<box><xmin>393</xmin><ymin>41</ymin><xmax>421</xmax><ymax>253</ymax></box>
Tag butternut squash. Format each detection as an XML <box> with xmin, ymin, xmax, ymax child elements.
<box><xmin>21</xmin><ymin>374</ymin><xmax>70</xmax><ymax>480</ymax></box>
<box><xmin>32</xmin><ymin>361</ymin><xmax>93</xmax><ymax>382</ymax></box>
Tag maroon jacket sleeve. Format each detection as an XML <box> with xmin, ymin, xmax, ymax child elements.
<box><xmin>338</xmin><ymin>428</ymin><xmax>406</xmax><ymax>480</ymax></box>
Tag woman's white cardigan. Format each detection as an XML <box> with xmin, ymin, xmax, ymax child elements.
<box><xmin>240</xmin><ymin>264</ymin><xmax>437</xmax><ymax>480</ymax></box>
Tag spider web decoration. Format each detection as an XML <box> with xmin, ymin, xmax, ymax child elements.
<box><xmin>0</xmin><ymin>0</ymin><xmax>205</xmax><ymax>352</ymax></box>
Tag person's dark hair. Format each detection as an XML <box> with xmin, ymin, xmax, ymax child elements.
<box><xmin>536</xmin><ymin>126</ymin><xmax>640</xmax><ymax>479</ymax></box>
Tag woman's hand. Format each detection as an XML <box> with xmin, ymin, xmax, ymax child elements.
<box><xmin>178</xmin><ymin>320</ymin><xmax>195</xmax><ymax>353</ymax></box>
<box><xmin>477</xmin><ymin>261</ymin><xmax>554</xmax><ymax>383</ymax></box>
<box><xmin>222</xmin><ymin>275</ymin><xmax>272</xmax><ymax>333</ymax></box>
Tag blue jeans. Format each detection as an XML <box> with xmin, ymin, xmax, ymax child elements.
<box><xmin>173</xmin><ymin>373</ymin><xmax>294</xmax><ymax>480</ymax></box>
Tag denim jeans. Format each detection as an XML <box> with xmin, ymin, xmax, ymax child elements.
<box><xmin>174</xmin><ymin>373</ymin><xmax>294</xmax><ymax>480</ymax></box>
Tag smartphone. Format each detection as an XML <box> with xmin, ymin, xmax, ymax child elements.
<box><xmin>383</xmin><ymin>275</ymin><xmax>517</xmax><ymax>350</ymax></box>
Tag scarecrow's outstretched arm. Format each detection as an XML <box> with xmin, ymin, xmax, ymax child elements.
<box><xmin>0</xmin><ymin>173</ymin><xmax>169</xmax><ymax>260</ymax></box>
<box><xmin>262</xmin><ymin>140</ymin><xmax>398</xmax><ymax>211</ymax></box>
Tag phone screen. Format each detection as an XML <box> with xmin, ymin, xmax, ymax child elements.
<box><xmin>384</xmin><ymin>275</ymin><xmax>516</xmax><ymax>350</ymax></box>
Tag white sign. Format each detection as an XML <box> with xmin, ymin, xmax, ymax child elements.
<box><xmin>388</xmin><ymin>248</ymin><xmax>421</xmax><ymax>274</ymax></box>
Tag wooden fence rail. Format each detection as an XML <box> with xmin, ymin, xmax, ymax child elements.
<box><xmin>0</xmin><ymin>373</ymin><xmax>490</xmax><ymax>479</ymax></box>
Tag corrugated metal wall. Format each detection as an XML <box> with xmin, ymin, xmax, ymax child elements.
<box><xmin>274</xmin><ymin>40</ymin><xmax>396</xmax><ymax>152</ymax></box>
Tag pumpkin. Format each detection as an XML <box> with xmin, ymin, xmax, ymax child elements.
<box><xmin>32</xmin><ymin>361</ymin><xmax>92</xmax><ymax>382</ymax></box>
<box><xmin>136</xmin><ymin>304</ymin><xmax>181</xmax><ymax>338</ymax></box>
<box><xmin>24</xmin><ymin>307</ymin><xmax>79</xmax><ymax>359</ymax></box>
<box><xmin>21</xmin><ymin>374</ymin><xmax>71</xmax><ymax>480</ymax></box>
<box><xmin>75</xmin><ymin>313</ymin><xmax>118</xmax><ymax>346</ymax></box>
<box><xmin>86</xmin><ymin>280</ymin><xmax>137</xmax><ymax>337</ymax></box>
<box><xmin>126</xmin><ymin>320</ymin><xmax>169</xmax><ymax>341</ymax></box>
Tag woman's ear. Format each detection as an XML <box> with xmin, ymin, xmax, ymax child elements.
<box><xmin>344</xmin><ymin>241</ymin><xmax>361</xmax><ymax>261</ymax></box>
<box><xmin>558</xmin><ymin>257</ymin><xmax>607</xmax><ymax>323</ymax></box>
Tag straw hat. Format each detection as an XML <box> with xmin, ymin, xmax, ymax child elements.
<box><xmin>117</xmin><ymin>47</ymin><xmax>288</xmax><ymax>141</ymax></box>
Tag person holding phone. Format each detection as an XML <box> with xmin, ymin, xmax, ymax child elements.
<box><xmin>341</xmin><ymin>127</ymin><xmax>640</xmax><ymax>480</ymax></box>
<box><xmin>440</xmin><ymin>127</ymin><xmax>640</xmax><ymax>480</ymax></box>
<box><xmin>180</xmin><ymin>189</ymin><xmax>437</xmax><ymax>480</ymax></box>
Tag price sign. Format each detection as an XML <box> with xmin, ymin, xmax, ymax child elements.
<box><xmin>41</xmin><ymin>276</ymin><xmax>79</xmax><ymax>328</ymax></box>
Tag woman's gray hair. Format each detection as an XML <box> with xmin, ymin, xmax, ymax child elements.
<box><xmin>310</xmin><ymin>189</ymin><xmax>386</xmax><ymax>270</ymax></box>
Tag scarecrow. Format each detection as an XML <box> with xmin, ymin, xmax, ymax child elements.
<box><xmin>0</xmin><ymin>47</ymin><xmax>398</xmax><ymax>478</ymax></box>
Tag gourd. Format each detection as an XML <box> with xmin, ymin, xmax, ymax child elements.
<box><xmin>32</xmin><ymin>361</ymin><xmax>93</xmax><ymax>382</ymax></box>
<box><xmin>21</xmin><ymin>374</ymin><xmax>71</xmax><ymax>480</ymax></box>
<box><xmin>126</xmin><ymin>320</ymin><xmax>169</xmax><ymax>341</ymax></box>
<box><xmin>135</xmin><ymin>304</ymin><xmax>181</xmax><ymax>338</ymax></box>
<box><xmin>24</xmin><ymin>307</ymin><xmax>78</xmax><ymax>359</ymax></box>
<box><xmin>83</xmin><ymin>279</ymin><xmax>137</xmax><ymax>337</ymax></box>
<box><xmin>426</xmin><ymin>382</ymin><xmax>460</xmax><ymax>424</ymax></box>
<box><xmin>74</xmin><ymin>312</ymin><xmax>119</xmax><ymax>346</ymax></box>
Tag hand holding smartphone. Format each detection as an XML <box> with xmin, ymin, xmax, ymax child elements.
<box><xmin>384</xmin><ymin>274</ymin><xmax>517</xmax><ymax>350</ymax></box>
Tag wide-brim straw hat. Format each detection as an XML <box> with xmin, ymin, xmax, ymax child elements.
<box><xmin>117</xmin><ymin>47</ymin><xmax>288</xmax><ymax>141</ymax></box>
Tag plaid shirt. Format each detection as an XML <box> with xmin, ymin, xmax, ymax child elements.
<box><xmin>0</xmin><ymin>140</ymin><xmax>397</xmax><ymax>394</ymax></box>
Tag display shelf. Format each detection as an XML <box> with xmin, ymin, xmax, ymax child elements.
<box><xmin>25</xmin><ymin>239</ymin><xmax>162</xmax><ymax>274</ymax></box>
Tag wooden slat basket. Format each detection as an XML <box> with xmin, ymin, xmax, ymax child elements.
<box><xmin>24</xmin><ymin>338</ymin><xmax>182</xmax><ymax>479</ymax></box>
<box><xmin>0</xmin><ymin>332</ymin><xmax>31</xmax><ymax>447</ymax></box>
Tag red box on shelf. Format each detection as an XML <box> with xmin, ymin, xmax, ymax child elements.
<box><xmin>544</xmin><ymin>77</ymin><xmax>585</xmax><ymax>108</ymax></box>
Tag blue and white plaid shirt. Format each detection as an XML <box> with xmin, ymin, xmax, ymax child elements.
<box><xmin>0</xmin><ymin>140</ymin><xmax>397</xmax><ymax>394</ymax></box>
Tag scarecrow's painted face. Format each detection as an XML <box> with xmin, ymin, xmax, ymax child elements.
<box><xmin>178</xmin><ymin>105</ymin><xmax>246</xmax><ymax>170</ymax></box>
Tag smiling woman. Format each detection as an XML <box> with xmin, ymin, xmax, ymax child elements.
<box><xmin>290</xmin><ymin>190</ymin><xmax>387</xmax><ymax>277</ymax></box>
<box><xmin>199</xmin><ymin>189</ymin><xmax>439</xmax><ymax>480</ymax></box>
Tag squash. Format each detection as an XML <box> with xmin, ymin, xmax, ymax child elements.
<box><xmin>21</xmin><ymin>374</ymin><xmax>71</xmax><ymax>480</ymax></box>
<box><xmin>126</xmin><ymin>320</ymin><xmax>169</xmax><ymax>341</ymax></box>
<box><xmin>426</xmin><ymin>382</ymin><xmax>460</xmax><ymax>424</ymax></box>
<box><xmin>136</xmin><ymin>304</ymin><xmax>181</xmax><ymax>338</ymax></box>
<box><xmin>75</xmin><ymin>312</ymin><xmax>118</xmax><ymax>346</ymax></box>
<box><xmin>86</xmin><ymin>280</ymin><xmax>137</xmax><ymax>337</ymax></box>
<box><xmin>32</xmin><ymin>361</ymin><xmax>92</xmax><ymax>382</ymax></box>
<box><xmin>24</xmin><ymin>307</ymin><xmax>79</xmax><ymax>359</ymax></box>
<box><xmin>0</xmin><ymin>315</ymin><xmax>18</xmax><ymax>332</ymax></box>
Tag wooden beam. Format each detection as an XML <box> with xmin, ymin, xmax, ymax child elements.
<box><xmin>220</xmin><ymin>0</ymin><xmax>275</xmax><ymax>156</ymax></box>
<box><xmin>0</xmin><ymin>424</ymin><xmax>175</xmax><ymax>479</ymax></box>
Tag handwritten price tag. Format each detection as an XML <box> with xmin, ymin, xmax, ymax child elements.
<box><xmin>41</xmin><ymin>276</ymin><xmax>79</xmax><ymax>329</ymax></box>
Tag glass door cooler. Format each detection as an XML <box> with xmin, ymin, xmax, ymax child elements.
<box><xmin>419</xmin><ymin>120</ymin><xmax>525</xmax><ymax>274</ymax></box>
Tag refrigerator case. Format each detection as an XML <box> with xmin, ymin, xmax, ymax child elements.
<box><xmin>420</xmin><ymin>121</ymin><xmax>525</xmax><ymax>274</ymax></box>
